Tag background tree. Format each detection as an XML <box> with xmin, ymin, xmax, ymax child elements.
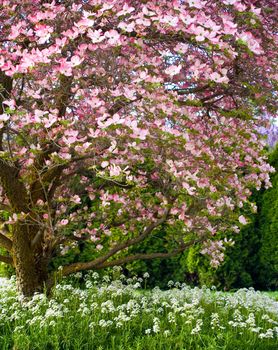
<box><xmin>0</xmin><ymin>0</ymin><xmax>277</xmax><ymax>296</ymax></box>
<box><xmin>257</xmin><ymin>144</ymin><xmax>278</xmax><ymax>290</ymax></box>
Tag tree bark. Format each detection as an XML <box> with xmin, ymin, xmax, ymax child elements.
<box><xmin>12</xmin><ymin>223</ymin><xmax>49</xmax><ymax>297</ymax></box>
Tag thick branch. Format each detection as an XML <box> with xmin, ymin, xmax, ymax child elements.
<box><xmin>0</xmin><ymin>254</ymin><xmax>13</xmax><ymax>265</ymax></box>
<box><xmin>61</xmin><ymin>208</ymin><xmax>171</xmax><ymax>276</ymax></box>
<box><xmin>29</xmin><ymin>163</ymin><xmax>65</xmax><ymax>204</ymax></box>
<box><xmin>61</xmin><ymin>237</ymin><xmax>204</xmax><ymax>276</ymax></box>
<box><xmin>95</xmin><ymin>238</ymin><xmax>204</xmax><ymax>269</ymax></box>
<box><xmin>0</xmin><ymin>231</ymin><xmax>12</xmax><ymax>251</ymax></box>
<box><xmin>29</xmin><ymin>74</ymin><xmax>73</xmax><ymax>203</ymax></box>
<box><xmin>0</xmin><ymin>72</ymin><xmax>13</xmax><ymax>109</ymax></box>
<box><xmin>56</xmin><ymin>74</ymin><xmax>73</xmax><ymax>117</ymax></box>
<box><xmin>0</xmin><ymin>159</ymin><xmax>29</xmax><ymax>212</ymax></box>
<box><xmin>32</xmin><ymin>143</ymin><xmax>60</xmax><ymax>172</ymax></box>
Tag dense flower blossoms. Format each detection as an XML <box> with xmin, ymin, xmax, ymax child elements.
<box><xmin>0</xmin><ymin>0</ymin><xmax>277</xmax><ymax>275</ymax></box>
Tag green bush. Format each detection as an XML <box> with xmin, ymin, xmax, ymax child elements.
<box><xmin>257</xmin><ymin>145</ymin><xmax>278</xmax><ymax>289</ymax></box>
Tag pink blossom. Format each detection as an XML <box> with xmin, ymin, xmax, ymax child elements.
<box><xmin>57</xmin><ymin>58</ymin><xmax>72</xmax><ymax>76</ymax></box>
<box><xmin>101</xmin><ymin>161</ymin><xmax>109</xmax><ymax>168</ymax></box>
<box><xmin>71</xmin><ymin>195</ymin><xmax>81</xmax><ymax>204</ymax></box>
<box><xmin>0</xmin><ymin>114</ymin><xmax>9</xmax><ymax>122</ymax></box>
<box><xmin>165</xmin><ymin>65</ymin><xmax>182</xmax><ymax>76</ymax></box>
<box><xmin>60</xmin><ymin>219</ymin><xmax>69</xmax><ymax>226</ymax></box>
<box><xmin>188</xmin><ymin>0</ymin><xmax>207</xmax><ymax>9</ymax></box>
<box><xmin>117</xmin><ymin>4</ymin><xmax>135</xmax><ymax>16</ymax></box>
<box><xmin>87</xmin><ymin>29</ymin><xmax>105</xmax><ymax>43</ymax></box>
<box><xmin>238</xmin><ymin>215</ymin><xmax>248</xmax><ymax>225</ymax></box>
<box><xmin>105</xmin><ymin>30</ymin><xmax>121</xmax><ymax>45</ymax></box>
<box><xmin>118</xmin><ymin>22</ymin><xmax>135</xmax><ymax>33</ymax></box>
<box><xmin>71</xmin><ymin>55</ymin><xmax>84</xmax><ymax>67</ymax></box>
<box><xmin>109</xmin><ymin>164</ymin><xmax>121</xmax><ymax>177</ymax></box>
<box><xmin>35</xmin><ymin>24</ymin><xmax>53</xmax><ymax>44</ymax></box>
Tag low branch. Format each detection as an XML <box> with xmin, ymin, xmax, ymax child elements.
<box><xmin>95</xmin><ymin>239</ymin><xmax>202</xmax><ymax>269</ymax></box>
<box><xmin>61</xmin><ymin>207</ymin><xmax>171</xmax><ymax>276</ymax></box>
<box><xmin>61</xmin><ymin>237</ymin><xmax>205</xmax><ymax>276</ymax></box>
<box><xmin>0</xmin><ymin>254</ymin><xmax>13</xmax><ymax>265</ymax></box>
<box><xmin>0</xmin><ymin>231</ymin><xmax>13</xmax><ymax>251</ymax></box>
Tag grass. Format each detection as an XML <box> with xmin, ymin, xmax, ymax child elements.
<box><xmin>0</xmin><ymin>271</ymin><xmax>277</xmax><ymax>350</ymax></box>
<box><xmin>263</xmin><ymin>291</ymin><xmax>278</xmax><ymax>301</ymax></box>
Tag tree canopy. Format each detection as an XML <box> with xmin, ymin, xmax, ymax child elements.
<box><xmin>0</xmin><ymin>0</ymin><xmax>277</xmax><ymax>295</ymax></box>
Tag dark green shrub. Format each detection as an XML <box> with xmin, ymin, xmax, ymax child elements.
<box><xmin>257</xmin><ymin>145</ymin><xmax>278</xmax><ymax>289</ymax></box>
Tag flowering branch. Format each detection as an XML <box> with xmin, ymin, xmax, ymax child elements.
<box><xmin>61</xmin><ymin>207</ymin><xmax>171</xmax><ymax>276</ymax></box>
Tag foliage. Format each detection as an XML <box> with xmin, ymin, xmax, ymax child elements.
<box><xmin>257</xmin><ymin>145</ymin><xmax>278</xmax><ymax>289</ymax></box>
<box><xmin>128</xmin><ymin>146</ymin><xmax>278</xmax><ymax>291</ymax></box>
<box><xmin>1</xmin><ymin>146</ymin><xmax>277</xmax><ymax>291</ymax></box>
<box><xmin>210</xmin><ymin>145</ymin><xmax>278</xmax><ymax>290</ymax></box>
<box><xmin>1</xmin><ymin>272</ymin><xmax>278</xmax><ymax>350</ymax></box>
<box><xmin>126</xmin><ymin>229</ymin><xmax>186</xmax><ymax>288</ymax></box>
<box><xmin>0</xmin><ymin>0</ymin><xmax>277</xmax><ymax>295</ymax></box>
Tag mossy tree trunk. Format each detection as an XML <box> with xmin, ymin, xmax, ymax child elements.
<box><xmin>12</xmin><ymin>223</ymin><xmax>50</xmax><ymax>297</ymax></box>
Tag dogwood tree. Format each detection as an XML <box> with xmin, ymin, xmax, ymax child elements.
<box><xmin>0</xmin><ymin>0</ymin><xmax>276</xmax><ymax>296</ymax></box>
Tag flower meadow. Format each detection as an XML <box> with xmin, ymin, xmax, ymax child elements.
<box><xmin>0</xmin><ymin>271</ymin><xmax>278</xmax><ymax>350</ymax></box>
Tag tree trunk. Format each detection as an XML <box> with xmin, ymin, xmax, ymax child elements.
<box><xmin>13</xmin><ymin>224</ymin><xmax>49</xmax><ymax>297</ymax></box>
